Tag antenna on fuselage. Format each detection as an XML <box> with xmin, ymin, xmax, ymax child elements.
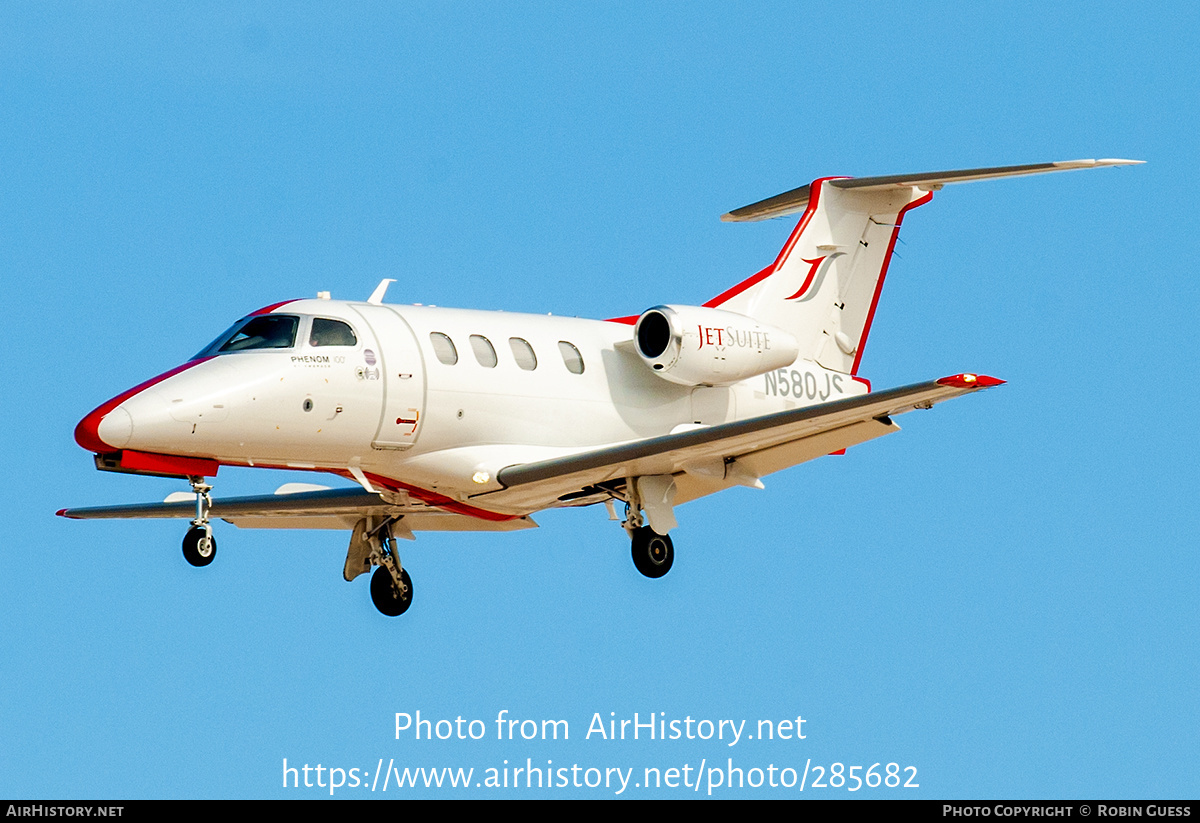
<box><xmin>368</xmin><ymin>278</ymin><xmax>396</xmax><ymax>305</ymax></box>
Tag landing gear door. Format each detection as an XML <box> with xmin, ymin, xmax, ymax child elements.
<box><xmin>350</xmin><ymin>305</ymin><xmax>426</xmax><ymax>450</ymax></box>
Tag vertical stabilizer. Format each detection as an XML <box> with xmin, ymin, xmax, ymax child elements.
<box><xmin>711</xmin><ymin>160</ymin><xmax>1142</xmax><ymax>375</ymax></box>
<box><xmin>706</xmin><ymin>178</ymin><xmax>931</xmax><ymax>375</ymax></box>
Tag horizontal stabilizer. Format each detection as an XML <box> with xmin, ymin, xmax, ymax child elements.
<box><xmin>721</xmin><ymin>159</ymin><xmax>1143</xmax><ymax>222</ymax></box>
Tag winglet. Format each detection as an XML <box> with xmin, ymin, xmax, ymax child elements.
<box><xmin>936</xmin><ymin>373</ymin><xmax>1005</xmax><ymax>389</ymax></box>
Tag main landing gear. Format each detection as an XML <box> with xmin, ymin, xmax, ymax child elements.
<box><xmin>182</xmin><ymin>476</ymin><xmax>216</xmax><ymax>567</ymax></box>
<box><xmin>621</xmin><ymin>476</ymin><xmax>676</xmax><ymax>579</ymax></box>
<box><xmin>346</xmin><ymin>516</ymin><xmax>414</xmax><ymax>617</ymax></box>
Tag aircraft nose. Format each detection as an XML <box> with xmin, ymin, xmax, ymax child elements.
<box><xmin>95</xmin><ymin>406</ymin><xmax>133</xmax><ymax>449</ymax></box>
<box><xmin>75</xmin><ymin>396</ymin><xmax>128</xmax><ymax>453</ymax></box>
<box><xmin>74</xmin><ymin>359</ymin><xmax>212</xmax><ymax>453</ymax></box>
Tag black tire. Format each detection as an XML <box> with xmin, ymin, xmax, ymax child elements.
<box><xmin>371</xmin><ymin>565</ymin><xmax>413</xmax><ymax>617</ymax></box>
<box><xmin>182</xmin><ymin>526</ymin><xmax>216</xmax><ymax>567</ymax></box>
<box><xmin>631</xmin><ymin>526</ymin><xmax>674</xmax><ymax>578</ymax></box>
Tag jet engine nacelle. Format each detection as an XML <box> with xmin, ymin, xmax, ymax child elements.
<box><xmin>632</xmin><ymin>304</ymin><xmax>800</xmax><ymax>386</ymax></box>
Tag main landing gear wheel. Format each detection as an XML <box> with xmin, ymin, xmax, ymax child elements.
<box><xmin>182</xmin><ymin>526</ymin><xmax>216</xmax><ymax>567</ymax></box>
<box><xmin>631</xmin><ymin>526</ymin><xmax>674</xmax><ymax>578</ymax></box>
<box><xmin>371</xmin><ymin>565</ymin><xmax>413</xmax><ymax>617</ymax></box>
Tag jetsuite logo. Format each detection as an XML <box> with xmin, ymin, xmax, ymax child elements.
<box><xmin>695</xmin><ymin>324</ymin><xmax>774</xmax><ymax>351</ymax></box>
<box><xmin>783</xmin><ymin>252</ymin><xmax>845</xmax><ymax>302</ymax></box>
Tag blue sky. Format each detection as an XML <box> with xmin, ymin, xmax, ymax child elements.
<box><xmin>2</xmin><ymin>2</ymin><xmax>1196</xmax><ymax>799</ymax></box>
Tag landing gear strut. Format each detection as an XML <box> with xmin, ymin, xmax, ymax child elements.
<box><xmin>182</xmin><ymin>476</ymin><xmax>216</xmax><ymax>567</ymax></box>
<box><xmin>349</xmin><ymin>516</ymin><xmax>414</xmax><ymax>617</ymax></box>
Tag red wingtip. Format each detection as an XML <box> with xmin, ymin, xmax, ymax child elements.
<box><xmin>937</xmin><ymin>373</ymin><xmax>1006</xmax><ymax>389</ymax></box>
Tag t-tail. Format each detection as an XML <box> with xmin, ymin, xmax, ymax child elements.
<box><xmin>709</xmin><ymin>159</ymin><xmax>1142</xmax><ymax>375</ymax></box>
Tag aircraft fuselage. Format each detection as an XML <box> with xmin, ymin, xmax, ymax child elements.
<box><xmin>76</xmin><ymin>298</ymin><xmax>864</xmax><ymax>516</ymax></box>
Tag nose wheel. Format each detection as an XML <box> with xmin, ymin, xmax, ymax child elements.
<box><xmin>182</xmin><ymin>525</ymin><xmax>217</xmax><ymax>567</ymax></box>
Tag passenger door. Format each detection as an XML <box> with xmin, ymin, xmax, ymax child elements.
<box><xmin>350</xmin><ymin>305</ymin><xmax>427</xmax><ymax>449</ymax></box>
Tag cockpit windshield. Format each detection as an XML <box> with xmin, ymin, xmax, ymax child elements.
<box><xmin>193</xmin><ymin>315</ymin><xmax>299</xmax><ymax>359</ymax></box>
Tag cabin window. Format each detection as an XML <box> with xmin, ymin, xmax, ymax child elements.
<box><xmin>509</xmin><ymin>337</ymin><xmax>538</xmax><ymax>371</ymax></box>
<box><xmin>430</xmin><ymin>332</ymin><xmax>458</xmax><ymax>365</ymax></box>
<box><xmin>558</xmin><ymin>341</ymin><xmax>584</xmax><ymax>374</ymax></box>
<box><xmin>470</xmin><ymin>335</ymin><xmax>498</xmax><ymax>368</ymax></box>
<box><xmin>309</xmin><ymin>318</ymin><xmax>357</xmax><ymax>347</ymax></box>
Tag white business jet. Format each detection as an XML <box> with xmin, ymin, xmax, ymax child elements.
<box><xmin>60</xmin><ymin>159</ymin><xmax>1140</xmax><ymax>616</ymax></box>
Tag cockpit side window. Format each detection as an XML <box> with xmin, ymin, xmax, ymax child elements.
<box><xmin>310</xmin><ymin>318</ymin><xmax>357</xmax><ymax>347</ymax></box>
<box><xmin>194</xmin><ymin>315</ymin><xmax>299</xmax><ymax>358</ymax></box>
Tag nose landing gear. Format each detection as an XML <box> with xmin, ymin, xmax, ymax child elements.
<box><xmin>182</xmin><ymin>476</ymin><xmax>216</xmax><ymax>567</ymax></box>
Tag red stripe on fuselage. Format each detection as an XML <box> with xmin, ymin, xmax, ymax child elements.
<box><xmin>361</xmin><ymin>472</ymin><xmax>520</xmax><ymax>522</ymax></box>
<box><xmin>118</xmin><ymin>450</ymin><xmax>220</xmax><ymax>477</ymax></box>
<box><xmin>249</xmin><ymin>299</ymin><xmax>301</xmax><ymax>316</ymax></box>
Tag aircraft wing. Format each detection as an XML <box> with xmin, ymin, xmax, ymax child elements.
<box><xmin>57</xmin><ymin>486</ymin><xmax>538</xmax><ymax>532</ymax></box>
<box><xmin>486</xmin><ymin>374</ymin><xmax>1004</xmax><ymax>511</ymax></box>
